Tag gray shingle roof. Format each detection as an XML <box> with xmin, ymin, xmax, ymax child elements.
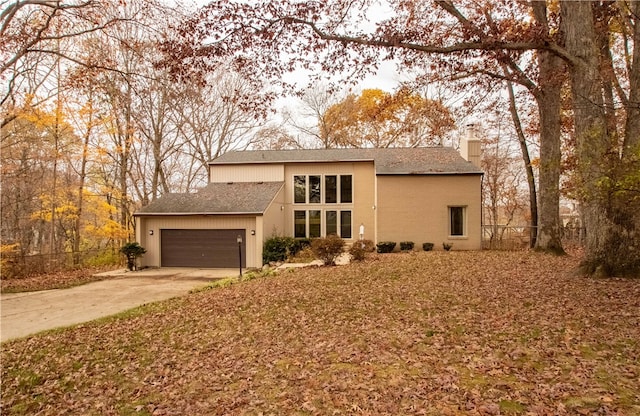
<box><xmin>210</xmin><ymin>147</ymin><xmax>482</xmax><ymax>175</ymax></box>
<box><xmin>135</xmin><ymin>182</ymin><xmax>284</xmax><ymax>215</ymax></box>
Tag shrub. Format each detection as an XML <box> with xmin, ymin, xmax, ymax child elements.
<box><xmin>400</xmin><ymin>241</ymin><xmax>414</xmax><ymax>251</ymax></box>
<box><xmin>349</xmin><ymin>243</ymin><xmax>367</xmax><ymax>261</ymax></box>
<box><xmin>349</xmin><ymin>239</ymin><xmax>375</xmax><ymax>262</ymax></box>
<box><xmin>263</xmin><ymin>236</ymin><xmax>296</xmax><ymax>264</ymax></box>
<box><xmin>291</xmin><ymin>238</ymin><xmax>312</xmax><ymax>254</ymax></box>
<box><xmin>376</xmin><ymin>241</ymin><xmax>396</xmax><ymax>253</ymax></box>
<box><xmin>422</xmin><ymin>242</ymin><xmax>435</xmax><ymax>251</ymax></box>
<box><xmin>120</xmin><ymin>242</ymin><xmax>146</xmax><ymax>271</ymax></box>
<box><xmin>443</xmin><ymin>242</ymin><xmax>453</xmax><ymax>251</ymax></box>
<box><xmin>311</xmin><ymin>234</ymin><xmax>345</xmax><ymax>266</ymax></box>
<box><xmin>361</xmin><ymin>239</ymin><xmax>376</xmax><ymax>252</ymax></box>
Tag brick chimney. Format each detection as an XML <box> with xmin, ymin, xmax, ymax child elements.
<box><xmin>460</xmin><ymin>124</ymin><xmax>481</xmax><ymax>167</ymax></box>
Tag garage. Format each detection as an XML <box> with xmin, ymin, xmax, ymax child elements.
<box><xmin>160</xmin><ymin>229</ymin><xmax>246</xmax><ymax>268</ymax></box>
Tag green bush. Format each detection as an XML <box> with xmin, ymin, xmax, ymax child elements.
<box><xmin>263</xmin><ymin>236</ymin><xmax>295</xmax><ymax>264</ymax></box>
<box><xmin>291</xmin><ymin>238</ymin><xmax>312</xmax><ymax>254</ymax></box>
<box><xmin>400</xmin><ymin>241</ymin><xmax>414</xmax><ymax>251</ymax></box>
<box><xmin>422</xmin><ymin>242</ymin><xmax>435</xmax><ymax>251</ymax></box>
<box><xmin>443</xmin><ymin>242</ymin><xmax>453</xmax><ymax>251</ymax></box>
<box><xmin>376</xmin><ymin>241</ymin><xmax>396</xmax><ymax>253</ymax></box>
<box><xmin>311</xmin><ymin>234</ymin><xmax>345</xmax><ymax>266</ymax></box>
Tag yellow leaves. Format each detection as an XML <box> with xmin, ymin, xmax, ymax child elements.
<box><xmin>84</xmin><ymin>219</ymin><xmax>129</xmax><ymax>241</ymax></box>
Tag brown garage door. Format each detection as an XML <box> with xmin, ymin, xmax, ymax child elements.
<box><xmin>161</xmin><ymin>229</ymin><xmax>246</xmax><ymax>268</ymax></box>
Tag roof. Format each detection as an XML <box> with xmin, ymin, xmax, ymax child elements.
<box><xmin>134</xmin><ymin>182</ymin><xmax>284</xmax><ymax>216</ymax></box>
<box><xmin>210</xmin><ymin>147</ymin><xmax>482</xmax><ymax>175</ymax></box>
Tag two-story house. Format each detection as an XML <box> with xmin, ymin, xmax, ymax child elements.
<box><xmin>134</xmin><ymin>141</ymin><xmax>482</xmax><ymax>269</ymax></box>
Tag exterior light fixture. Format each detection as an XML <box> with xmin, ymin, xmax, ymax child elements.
<box><xmin>149</xmin><ymin>230</ymin><xmax>154</xmax><ymax>236</ymax></box>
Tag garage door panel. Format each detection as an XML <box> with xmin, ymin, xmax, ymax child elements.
<box><xmin>161</xmin><ymin>229</ymin><xmax>245</xmax><ymax>268</ymax></box>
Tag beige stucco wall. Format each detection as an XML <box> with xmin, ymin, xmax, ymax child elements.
<box><xmin>376</xmin><ymin>174</ymin><xmax>482</xmax><ymax>250</ymax></box>
<box><xmin>281</xmin><ymin>161</ymin><xmax>376</xmax><ymax>242</ymax></box>
<box><xmin>135</xmin><ymin>215</ymin><xmax>261</xmax><ymax>268</ymax></box>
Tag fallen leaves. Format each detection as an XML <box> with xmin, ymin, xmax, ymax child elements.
<box><xmin>0</xmin><ymin>266</ymin><xmax>119</xmax><ymax>293</ymax></box>
<box><xmin>1</xmin><ymin>250</ymin><xmax>639</xmax><ymax>415</ymax></box>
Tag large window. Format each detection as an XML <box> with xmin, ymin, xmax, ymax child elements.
<box><xmin>294</xmin><ymin>174</ymin><xmax>352</xmax><ymax>204</ymax></box>
<box><xmin>340</xmin><ymin>175</ymin><xmax>353</xmax><ymax>203</ymax></box>
<box><xmin>340</xmin><ymin>211</ymin><xmax>352</xmax><ymax>238</ymax></box>
<box><xmin>309</xmin><ymin>175</ymin><xmax>321</xmax><ymax>203</ymax></box>
<box><xmin>325</xmin><ymin>175</ymin><xmax>337</xmax><ymax>203</ymax></box>
<box><xmin>294</xmin><ymin>210</ymin><xmax>306</xmax><ymax>238</ymax></box>
<box><xmin>294</xmin><ymin>176</ymin><xmax>306</xmax><ymax>204</ymax></box>
<box><xmin>449</xmin><ymin>206</ymin><xmax>465</xmax><ymax>236</ymax></box>
<box><xmin>326</xmin><ymin>210</ymin><xmax>337</xmax><ymax>235</ymax></box>
<box><xmin>295</xmin><ymin>209</ymin><xmax>352</xmax><ymax>238</ymax></box>
<box><xmin>309</xmin><ymin>210</ymin><xmax>321</xmax><ymax>238</ymax></box>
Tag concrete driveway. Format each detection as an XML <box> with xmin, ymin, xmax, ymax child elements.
<box><xmin>1</xmin><ymin>268</ymin><xmax>237</xmax><ymax>343</ymax></box>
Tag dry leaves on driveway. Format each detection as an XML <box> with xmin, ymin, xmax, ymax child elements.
<box><xmin>2</xmin><ymin>250</ymin><xmax>639</xmax><ymax>415</ymax></box>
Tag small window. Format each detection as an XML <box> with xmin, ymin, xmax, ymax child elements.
<box><xmin>294</xmin><ymin>210</ymin><xmax>306</xmax><ymax>238</ymax></box>
<box><xmin>294</xmin><ymin>176</ymin><xmax>306</xmax><ymax>204</ymax></box>
<box><xmin>325</xmin><ymin>175</ymin><xmax>337</xmax><ymax>204</ymax></box>
<box><xmin>340</xmin><ymin>175</ymin><xmax>352</xmax><ymax>203</ymax></box>
<box><xmin>340</xmin><ymin>211</ymin><xmax>352</xmax><ymax>239</ymax></box>
<box><xmin>309</xmin><ymin>210</ymin><xmax>321</xmax><ymax>238</ymax></box>
<box><xmin>326</xmin><ymin>211</ymin><xmax>337</xmax><ymax>235</ymax></box>
<box><xmin>449</xmin><ymin>206</ymin><xmax>465</xmax><ymax>236</ymax></box>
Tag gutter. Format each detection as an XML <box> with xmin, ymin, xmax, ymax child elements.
<box><xmin>133</xmin><ymin>212</ymin><xmax>264</xmax><ymax>217</ymax></box>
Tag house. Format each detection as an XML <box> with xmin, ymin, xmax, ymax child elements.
<box><xmin>134</xmin><ymin>140</ymin><xmax>483</xmax><ymax>269</ymax></box>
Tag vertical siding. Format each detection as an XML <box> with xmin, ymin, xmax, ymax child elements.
<box><xmin>209</xmin><ymin>164</ymin><xmax>285</xmax><ymax>183</ymax></box>
<box><xmin>461</xmin><ymin>139</ymin><xmax>482</xmax><ymax>168</ymax></box>
<box><xmin>138</xmin><ymin>216</ymin><xmax>260</xmax><ymax>268</ymax></box>
<box><xmin>376</xmin><ymin>175</ymin><xmax>482</xmax><ymax>250</ymax></box>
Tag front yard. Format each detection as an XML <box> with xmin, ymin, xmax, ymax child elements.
<box><xmin>1</xmin><ymin>250</ymin><xmax>639</xmax><ymax>415</ymax></box>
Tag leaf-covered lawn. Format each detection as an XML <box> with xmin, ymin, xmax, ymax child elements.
<box><xmin>1</xmin><ymin>266</ymin><xmax>120</xmax><ymax>293</ymax></box>
<box><xmin>2</xmin><ymin>251</ymin><xmax>639</xmax><ymax>415</ymax></box>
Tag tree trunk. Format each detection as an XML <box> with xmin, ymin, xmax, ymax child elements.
<box><xmin>561</xmin><ymin>1</ymin><xmax>640</xmax><ymax>276</ymax></box>
<box><xmin>533</xmin><ymin>49</ymin><xmax>565</xmax><ymax>254</ymax></box>
<box><xmin>506</xmin><ymin>80</ymin><xmax>538</xmax><ymax>248</ymax></box>
<box><xmin>73</xmin><ymin>98</ymin><xmax>93</xmax><ymax>265</ymax></box>
<box><xmin>624</xmin><ymin>1</ymin><xmax>640</xmax><ymax>153</ymax></box>
<box><xmin>529</xmin><ymin>1</ymin><xmax>564</xmax><ymax>254</ymax></box>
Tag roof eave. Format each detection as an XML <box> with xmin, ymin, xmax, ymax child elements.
<box><xmin>376</xmin><ymin>171</ymin><xmax>484</xmax><ymax>175</ymax></box>
<box><xmin>209</xmin><ymin>158</ymin><xmax>376</xmax><ymax>165</ymax></box>
<box><xmin>133</xmin><ymin>211</ymin><xmax>264</xmax><ymax>217</ymax></box>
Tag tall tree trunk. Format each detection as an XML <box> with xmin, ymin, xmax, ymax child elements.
<box><xmin>506</xmin><ymin>80</ymin><xmax>538</xmax><ymax>248</ymax></box>
<box><xmin>530</xmin><ymin>0</ymin><xmax>565</xmax><ymax>254</ymax></box>
<box><xmin>73</xmin><ymin>96</ymin><xmax>94</xmax><ymax>265</ymax></box>
<box><xmin>561</xmin><ymin>1</ymin><xmax>640</xmax><ymax>276</ymax></box>
<box><xmin>534</xmin><ymin>49</ymin><xmax>565</xmax><ymax>254</ymax></box>
<box><xmin>624</xmin><ymin>1</ymin><xmax>640</xmax><ymax>153</ymax></box>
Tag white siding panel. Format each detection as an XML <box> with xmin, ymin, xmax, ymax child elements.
<box><xmin>209</xmin><ymin>164</ymin><xmax>284</xmax><ymax>183</ymax></box>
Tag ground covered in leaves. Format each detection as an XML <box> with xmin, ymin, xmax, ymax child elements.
<box><xmin>0</xmin><ymin>266</ymin><xmax>120</xmax><ymax>293</ymax></box>
<box><xmin>2</xmin><ymin>251</ymin><xmax>639</xmax><ymax>415</ymax></box>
